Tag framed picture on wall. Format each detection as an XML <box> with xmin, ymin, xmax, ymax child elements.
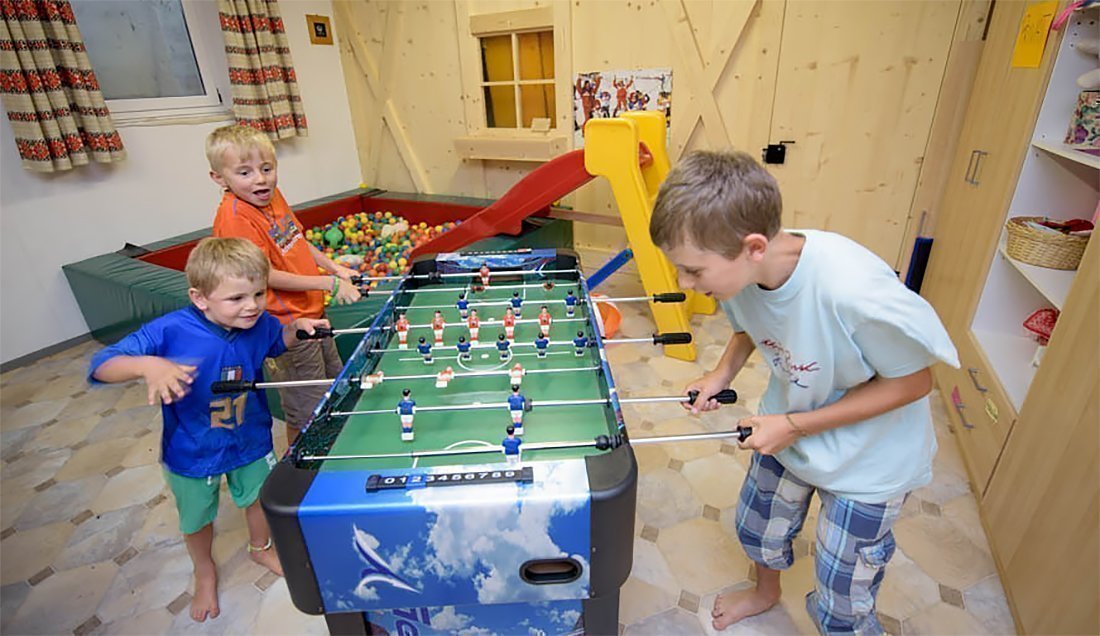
<box><xmin>306</xmin><ymin>14</ymin><xmax>333</xmax><ymax>46</ymax></box>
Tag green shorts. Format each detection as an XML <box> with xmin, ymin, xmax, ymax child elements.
<box><xmin>164</xmin><ymin>452</ymin><xmax>277</xmax><ymax>535</ymax></box>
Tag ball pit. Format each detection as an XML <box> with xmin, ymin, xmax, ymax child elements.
<box><xmin>304</xmin><ymin>211</ymin><xmax>458</xmax><ymax>304</ymax></box>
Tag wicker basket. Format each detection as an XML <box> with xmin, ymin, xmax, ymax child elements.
<box><xmin>1004</xmin><ymin>216</ymin><xmax>1089</xmax><ymax>270</ymax></box>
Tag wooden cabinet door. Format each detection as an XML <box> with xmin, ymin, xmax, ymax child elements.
<box><xmin>981</xmin><ymin>241</ymin><xmax>1099</xmax><ymax>635</ymax></box>
<box><xmin>921</xmin><ymin>0</ymin><xmax>1058</xmax><ymax>332</ymax></box>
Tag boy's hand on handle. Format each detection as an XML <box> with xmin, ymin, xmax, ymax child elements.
<box><xmin>736</xmin><ymin>413</ymin><xmax>799</xmax><ymax>455</ymax></box>
<box><xmin>331</xmin><ymin>276</ymin><xmax>361</xmax><ymax>305</ymax></box>
<box><xmin>141</xmin><ymin>358</ymin><xmax>196</xmax><ymax>406</ymax></box>
<box><xmin>334</xmin><ymin>266</ymin><xmax>359</xmax><ymax>283</ymax></box>
<box><xmin>683</xmin><ymin>370</ymin><xmax>734</xmax><ymax>414</ymax></box>
<box><xmin>292</xmin><ymin>318</ymin><xmax>330</xmax><ymax>339</ymax></box>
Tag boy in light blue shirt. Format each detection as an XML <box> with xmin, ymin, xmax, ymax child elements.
<box><xmin>649</xmin><ymin>151</ymin><xmax>959</xmax><ymax>634</ymax></box>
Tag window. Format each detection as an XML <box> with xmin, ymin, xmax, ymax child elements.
<box><xmin>70</xmin><ymin>0</ymin><xmax>230</xmax><ymax>121</ymax></box>
<box><xmin>479</xmin><ymin>29</ymin><xmax>555</xmax><ymax>129</ymax></box>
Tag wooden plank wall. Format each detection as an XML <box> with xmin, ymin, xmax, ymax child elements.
<box><xmin>332</xmin><ymin>0</ymin><xmax>982</xmax><ymax>269</ymax></box>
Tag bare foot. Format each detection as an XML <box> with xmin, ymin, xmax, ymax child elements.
<box><xmin>191</xmin><ymin>564</ymin><xmax>220</xmax><ymax>622</ymax></box>
<box><xmin>711</xmin><ymin>587</ymin><xmax>780</xmax><ymax>630</ymax></box>
<box><xmin>250</xmin><ymin>544</ymin><xmax>284</xmax><ymax>577</ymax></box>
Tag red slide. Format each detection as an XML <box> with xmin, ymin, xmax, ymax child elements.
<box><xmin>410</xmin><ymin>149</ymin><xmax>594</xmax><ymax>259</ymax></box>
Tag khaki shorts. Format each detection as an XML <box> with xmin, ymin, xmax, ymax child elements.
<box><xmin>266</xmin><ymin>337</ymin><xmax>343</xmax><ymax>429</ymax></box>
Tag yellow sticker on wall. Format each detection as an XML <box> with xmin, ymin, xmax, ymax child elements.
<box><xmin>985</xmin><ymin>397</ymin><xmax>999</xmax><ymax>424</ymax></box>
<box><xmin>1012</xmin><ymin>1</ymin><xmax>1058</xmax><ymax>68</ymax></box>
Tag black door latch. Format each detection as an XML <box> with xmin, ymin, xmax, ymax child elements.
<box><xmin>762</xmin><ymin>141</ymin><xmax>795</xmax><ymax>164</ymax></box>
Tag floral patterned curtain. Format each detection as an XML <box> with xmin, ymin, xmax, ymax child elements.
<box><xmin>0</xmin><ymin>0</ymin><xmax>124</xmax><ymax>172</ymax></box>
<box><xmin>217</xmin><ymin>0</ymin><xmax>307</xmax><ymax>141</ymax></box>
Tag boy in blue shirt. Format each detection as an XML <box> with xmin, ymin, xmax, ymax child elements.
<box><xmin>649</xmin><ymin>151</ymin><xmax>959</xmax><ymax>633</ymax></box>
<box><xmin>88</xmin><ymin>237</ymin><xmax>328</xmax><ymax>624</ymax></box>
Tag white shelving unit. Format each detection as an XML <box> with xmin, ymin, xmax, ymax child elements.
<box><xmin>970</xmin><ymin>10</ymin><xmax>1099</xmax><ymax>412</ymax></box>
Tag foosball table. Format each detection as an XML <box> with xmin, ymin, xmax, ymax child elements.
<box><xmin>214</xmin><ymin>248</ymin><xmax>743</xmax><ymax>634</ymax></box>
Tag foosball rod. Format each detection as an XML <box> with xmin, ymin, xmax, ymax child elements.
<box><xmin>330</xmin><ymin>388</ymin><xmax>736</xmax><ymax>417</ymax></box>
<box><xmin>401</xmin><ymin>281</ymin><xmax>579</xmax><ymax>295</ymax></box>
<box><xmin>358</xmin><ymin>331</ymin><xmax>692</xmax><ymax>353</ymax></box>
<box><xmin>296</xmin><ymin>317</ymin><xmax>587</xmax><ymax>339</ymax></box>
<box><xmin>395</xmin><ymin>292</ymin><xmax>685</xmax><ymax>312</ymax></box>
<box><xmin>301</xmin><ymin>426</ymin><xmax>753</xmax><ymax>462</ymax></box>
<box><xmin>351</xmin><ymin>268</ymin><xmax>582</xmax><ymax>283</ymax></box>
<box><xmin>210</xmin><ymin>364</ymin><xmax>604</xmax><ymax>394</ymax></box>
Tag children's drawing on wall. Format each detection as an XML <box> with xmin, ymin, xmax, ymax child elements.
<box><xmin>573</xmin><ymin>68</ymin><xmax>672</xmax><ymax>147</ymax></box>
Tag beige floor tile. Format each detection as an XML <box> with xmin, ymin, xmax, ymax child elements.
<box><xmin>624</xmin><ymin>606</ymin><xmax>707</xmax><ymax>635</ymax></box>
<box><xmin>91</xmin><ymin>464</ymin><xmax>165</xmax><ymax>514</ymax></box>
<box><xmin>681</xmin><ymin>453</ymin><xmax>748</xmax><ymax>509</ymax></box>
<box><xmin>875</xmin><ymin>546</ymin><xmax>943</xmax><ymax>621</ymax></box>
<box><xmin>607</xmin><ymin>343</ymin><xmax>644</xmax><ymax>366</ymax></box>
<box><xmin>0</xmin><ymin>581</ymin><xmax>32</xmax><ymax>633</ymax></box>
<box><xmin>1</xmin><ymin>380</ymin><xmax>45</xmax><ymax>407</ymax></box>
<box><xmin>629</xmin><ymin>536</ymin><xmax>680</xmax><ymax>596</ymax></box>
<box><xmin>93</xmin><ymin>607</ymin><xmax>174</xmax><ymax>635</ymax></box>
<box><xmin>893</xmin><ymin>511</ymin><xmax>997</xmax><ymax>591</ymax></box>
<box><xmin>86</xmin><ymin>407</ymin><xmax>160</xmax><ymax>444</ymax></box>
<box><xmin>21</xmin><ymin>414</ymin><xmax>100</xmax><ymax>454</ymax></box>
<box><xmin>131</xmin><ymin>498</ymin><xmax>184</xmax><ymax>552</ymax></box>
<box><xmin>632</xmin><ymin>444</ymin><xmax>671</xmax><ymax>475</ymax></box>
<box><xmin>618</xmin><ymin>575</ymin><xmax>679</xmax><ymax>626</ymax></box>
<box><xmin>53</xmin><ymin>503</ymin><xmax>147</xmax><ymax>571</ymax></box>
<box><xmin>647</xmin><ymin>355</ymin><xmax>707</xmax><ymax>385</ymax></box>
<box><xmin>0</xmin><ymin>397</ymin><xmax>70</xmax><ymax>431</ymax></box>
<box><xmin>119</xmin><ymin>430</ymin><xmax>160</xmax><ymax>468</ymax></box>
<box><xmin>940</xmin><ymin>494</ymin><xmax>993</xmax><ymax>557</ymax></box>
<box><xmin>1</xmin><ymin>445</ymin><xmax>70</xmax><ymax>486</ymax></box>
<box><xmin>651</xmin><ymin>416</ymin><xmax>721</xmax><ymax>462</ymax></box>
<box><xmin>904</xmin><ymin>600</ymin><xmax>990</xmax><ymax>635</ymax></box>
<box><xmin>0</xmin><ymin>520</ymin><xmax>75</xmax><ymax>585</ymax></box>
<box><xmin>636</xmin><ymin>468</ymin><xmax>702</xmax><ymax>529</ymax></box>
<box><xmin>165</xmin><ymin>578</ymin><xmax>263</xmax><ymax>634</ymax></box>
<box><xmin>252</xmin><ymin>577</ymin><xmax>329</xmax><ymax>635</ymax></box>
<box><xmin>5</xmin><ymin>561</ymin><xmax>118</xmax><ymax>635</ymax></box>
<box><xmin>30</xmin><ymin>371</ymin><xmax>92</xmax><ymax>403</ymax></box>
<box><xmin>112</xmin><ymin>382</ymin><xmax>154</xmax><ymax>413</ymax></box>
<box><xmin>95</xmin><ymin>541</ymin><xmax>193</xmax><ymax>624</ymax></box>
<box><xmin>55</xmin><ymin>386</ymin><xmax>124</xmax><ymax>423</ymax></box>
<box><xmin>962</xmin><ymin>575</ymin><xmax>1016</xmax><ymax>635</ymax></box>
<box><xmin>54</xmin><ymin>437</ymin><xmax>138</xmax><ymax>482</ymax></box>
<box><xmin>696</xmin><ymin>581</ymin><xmax>809</xmax><ymax>635</ymax></box>
<box><xmin>13</xmin><ymin>474</ymin><xmax>107</xmax><ymax>531</ymax></box>
<box><xmin>657</xmin><ymin>518</ymin><xmax>752</xmax><ymax>595</ymax></box>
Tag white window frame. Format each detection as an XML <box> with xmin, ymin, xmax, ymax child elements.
<box><xmin>90</xmin><ymin>0</ymin><xmax>232</xmax><ymax>126</ymax></box>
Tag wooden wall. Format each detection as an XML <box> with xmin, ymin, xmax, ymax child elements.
<box><xmin>333</xmin><ymin>0</ymin><xmax>985</xmax><ymax>269</ymax></box>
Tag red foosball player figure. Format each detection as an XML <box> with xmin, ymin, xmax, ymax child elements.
<box><xmin>361</xmin><ymin>370</ymin><xmax>384</xmax><ymax>390</ymax></box>
<box><xmin>538</xmin><ymin>305</ymin><xmax>552</xmax><ymax>334</ymax></box>
<box><xmin>479</xmin><ymin>263</ymin><xmax>491</xmax><ymax>287</ymax></box>
<box><xmin>397</xmin><ymin>388</ymin><xmax>416</xmax><ymax>442</ymax></box>
<box><xmin>502</xmin><ymin>425</ymin><xmax>522</xmax><ymax>466</ymax></box>
<box><xmin>503</xmin><ymin>307</ymin><xmax>516</xmax><ymax>341</ymax></box>
<box><xmin>435</xmin><ymin>366</ymin><xmax>454</xmax><ymax>389</ymax></box>
<box><xmin>395</xmin><ymin>313</ymin><xmax>410</xmax><ymax>349</ymax></box>
<box><xmin>509</xmin><ymin>363</ymin><xmax>525</xmax><ymax>387</ymax></box>
<box><xmin>431</xmin><ymin>310</ymin><xmax>446</xmax><ymax>345</ymax></box>
<box><xmin>467</xmin><ymin>309</ymin><xmax>480</xmax><ymax>345</ymax></box>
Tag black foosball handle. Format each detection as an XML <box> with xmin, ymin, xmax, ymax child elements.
<box><xmin>653</xmin><ymin>332</ymin><xmax>693</xmax><ymax>345</ymax></box>
<box><xmin>211</xmin><ymin>380</ymin><xmax>257</xmax><ymax>394</ymax></box>
<box><xmin>296</xmin><ymin>326</ymin><xmax>334</xmax><ymax>340</ymax></box>
<box><xmin>652</xmin><ymin>292</ymin><xmax>687</xmax><ymax>303</ymax></box>
<box><xmin>687</xmin><ymin>388</ymin><xmax>739</xmax><ymax>405</ymax></box>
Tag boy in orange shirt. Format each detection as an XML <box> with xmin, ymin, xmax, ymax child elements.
<box><xmin>207</xmin><ymin>124</ymin><xmax>360</xmax><ymax>444</ymax></box>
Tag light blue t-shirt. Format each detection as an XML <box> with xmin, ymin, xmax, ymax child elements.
<box><xmin>721</xmin><ymin>230</ymin><xmax>959</xmax><ymax>503</ymax></box>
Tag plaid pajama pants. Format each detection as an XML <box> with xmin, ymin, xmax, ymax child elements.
<box><xmin>735</xmin><ymin>452</ymin><xmax>906</xmax><ymax>635</ymax></box>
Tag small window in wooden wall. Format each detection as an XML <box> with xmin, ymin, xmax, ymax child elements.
<box><xmin>479</xmin><ymin>29</ymin><xmax>555</xmax><ymax>129</ymax></box>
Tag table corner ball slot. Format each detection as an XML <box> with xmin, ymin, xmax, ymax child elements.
<box><xmin>520</xmin><ymin>557</ymin><xmax>584</xmax><ymax>585</ymax></box>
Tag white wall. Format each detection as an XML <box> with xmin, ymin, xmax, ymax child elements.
<box><xmin>0</xmin><ymin>1</ymin><xmax>361</xmax><ymax>364</ymax></box>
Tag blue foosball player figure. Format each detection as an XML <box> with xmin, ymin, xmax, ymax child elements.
<box><xmin>456</xmin><ymin>335</ymin><xmax>471</xmax><ymax>361</ymax></box>
<box><xmin>502</xmin><ymin>425</ymin><xmax>522</xmax><ymax>466</ymax></box>
<box><xmin>417</xmin><ymin>337</ymin><xmax>432</xmax><ymax>364</ymax></box>
<box><xmin>397</xmin><ymin>388</ymin><xmax>416</xmax><ymax>441</ymax></box>
<box><xmin>496</xmin><ymin>333</ymin><xmax>511</xmax><ymax>361</ymax></box>
<box><xmin>507</xmin><ymin>385</ymin><xmax>527</xmax><ymax>435</ymax></box>
<box><xmin>456</xmin><ymin>292</ymin><xmax>469</xmax><ymax>320</ymax></box>
<box><xmin>510</xmin><ymin>291</ymin><xmax>523</xmax><ymax>318</ymax></box>
<box><xmin>573</xmin><ymin>330</ymin><xmax>589</xmax><ymax>357</ymax></box>
<box><xmin>565</xmin><ymin>290</ymin><xmax>577</xmax><ymax>317</ymax></box>
<box><xmin>534</xmin><ymin>332</ymin><xmax>550</xmax><ymax>358</ymax></box>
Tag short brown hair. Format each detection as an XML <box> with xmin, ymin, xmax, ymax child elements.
<box><xmin>650</xmin><ymin>150</ymin><xmax>782</xmax><ymax>257</ymax></box>
<box><xmin>205</xmin><ymin>124</ymin><xmax>276</xmax><ymax>171</ymax></box>
<box><xmin>186</xmin><ymin>237</ymin><xmax>270</xmax><ymax>296</ymax></box>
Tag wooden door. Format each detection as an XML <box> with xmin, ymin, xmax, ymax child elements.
<box><xmin>981</xmin><ymin>240</ymin><xmax>1099</xmax><ymax>635</ymax></box>
<box><xmin>767</xmin><ymin>0</ymin><xmax>961</xmax><ymax>266</ymax></box>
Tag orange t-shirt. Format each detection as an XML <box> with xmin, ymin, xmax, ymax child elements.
<box><xmin>212</xmin><ymin>189</ymin><xmax>324</xmax><ymax>322</ymax></box>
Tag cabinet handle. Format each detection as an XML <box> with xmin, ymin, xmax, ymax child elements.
<box><xmin>950</xmin><ymin>386</ymin><xmax>975</xmax><ymax>429</ymax></box>
<box><xmin>967</xmin><ymin>368</ymin><xmax>989</xmax><ymax>393</ymax></box>
<box><xmin>971</xmin><ymin>150</ymin><xmax>989</xmax><ymax>185</ymax></box>
<box><xmin>964</xmin><ymin>150</ymin><xmax>977</xmax><ymax>183</ymax></box>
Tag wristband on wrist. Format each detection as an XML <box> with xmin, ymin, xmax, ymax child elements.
<box><xmin>331</xmin><ymin>276</ymin><xmax>339</xmax><ymax>296</ymax></box>
<box><xmin>785</xmin><ymin>413</ymin><xmax>809</xmax><ymax>437</ymax></box>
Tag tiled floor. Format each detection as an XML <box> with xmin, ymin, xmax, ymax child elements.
<box><xmin>0</xmin><ymin>260</ymin><xmax>1016</xmax><ymax>635</ymax></box>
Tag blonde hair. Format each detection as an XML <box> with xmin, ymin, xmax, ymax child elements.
<box><xmin>205</xmin><ymin>124</ymin><xmax>276</xmax><ymax>171</ymax></box>
<box><xmin>650</xmin><ymin>150</ymin><xmax>782</xmax><ymax>258</ymax></box>
<box><xmin>186</xmin><ymin>237</ymin><xmax>270</xmax><ymax>296</ymax></box>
